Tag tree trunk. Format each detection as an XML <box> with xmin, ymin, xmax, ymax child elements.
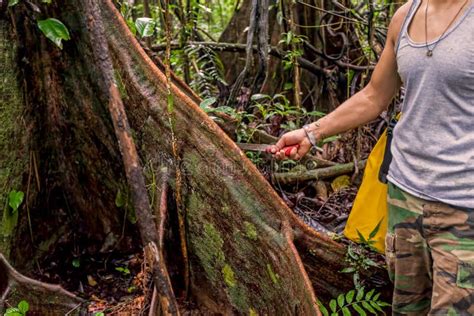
<box><xmin>0</xmin><ymin>1</ymin><xmax>388</xmax><ymax>314</ymax></box>
<box><xmin>0</xmin><ymin>18</ymin><xmax>30</xmax><ymax>261</ymax></box>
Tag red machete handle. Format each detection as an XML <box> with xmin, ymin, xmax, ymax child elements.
<box><xmin>283</xmin><ymin>145</ymin><xmax>300</xmax><ymax>156</ymax></box>
<box><xmin>265</xmin><ymin>144</ymin><xmax>300</xmax><ymax>156</ymax></box>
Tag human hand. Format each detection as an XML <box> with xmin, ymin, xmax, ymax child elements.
<box><xmin>267</xmin><ymin>128</ymin><xmax>312</xmax><ymax>160</ymax></box>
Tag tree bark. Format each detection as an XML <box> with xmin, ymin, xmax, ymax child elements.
<box><xmin>0</xmin><ymin>18</ymin><xmax>30</xmax><ymax>261</ymax></box>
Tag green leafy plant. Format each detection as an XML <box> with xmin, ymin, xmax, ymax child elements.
<box><xmin>339</xmin><ymin>220</ymin><xmax>385</xmax><ymax>287</ymax></box>
<box><xmin>8</xmin><ymin>190</ymin><xmax>24</xmax><ymax>214</ymax></box>
<box><xmin>317</xmin><ymin>287</ymin><xmax>390</xmax><ymax>316</ymax></box>
<box><xmin>185</xmin><ymin>44</ymin><xmax>227</xmax><ymax>98</ymax></box>
<box><xmin>357</xmin><ymin>219</ymin><xmax>383</xmax><ymax>252</ymax></box>
<box><xmin>37</xmin><ymin>18</ymin><xmax>71</xmax><ymax>49</ymax></box>
<box><xmin>278</xmin><ymin>31</ymin><xmax>306</xmax><ymax>71</ymax></box>
<box><xmin>341</xmin><ymin>221</ymin><xmax>383</xmax><ymax>287</ymax></box>
<box><xmin>135</xmin><ymin>17</ymin><xmax>156</xmax><ymax>38</ymax></box>
<box><xmin>245</xmin><ymin>151</ymin><xmax>264</xmax><ymax>166</ymax></box>
<box><xmin>4</xmin><ymin>300</ymin><xmax>29</xmax><ymax>316</ymax></box>
<box><xmin>250</xmin><ymin>93</ymin><xmax>325</xmax><ymax>132</ymax></box>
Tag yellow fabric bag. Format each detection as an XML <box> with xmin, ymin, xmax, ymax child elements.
<box><xmin>343</xmin><ymin>130</ymin><xmax>388</xmax><ymax>253</ymax></box>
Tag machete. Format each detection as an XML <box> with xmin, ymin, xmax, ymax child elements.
<box><xmin>236</xmin><ymin>143</ymin><xmax>299</xmax><ymax>156</ymax></box>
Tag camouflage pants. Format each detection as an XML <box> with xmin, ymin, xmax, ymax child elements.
<box><xmin>386</xmin><ymin>182</ymin><xmax>474</xmax><ymax>315</ymax></box>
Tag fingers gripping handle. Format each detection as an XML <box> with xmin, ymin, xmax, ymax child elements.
<box><xmin>266</xmin><ymin>144</ymin><xmax>300</xmax><ymax>157</ymax></box>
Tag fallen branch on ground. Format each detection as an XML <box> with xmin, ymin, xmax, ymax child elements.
<box><xmin>273</xmin><ymin>160</ymin><xmax>366</xmax><ymax>184</ymax></box>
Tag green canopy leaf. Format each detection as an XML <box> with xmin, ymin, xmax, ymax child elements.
<box><xmin>37</xmin><ymin>18</ymin><xmax>71</xmax><ymax>49</ymax></box>
<box><xmin>135</xmin><ymin>17</ymin><xmax>156</xmax><ymax>38</ymax></box>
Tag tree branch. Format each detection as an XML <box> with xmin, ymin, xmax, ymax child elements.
<box><xmin>152</xmin><ymin>41</ymin><xmax>328</xmax><ymax>77</ymax></box>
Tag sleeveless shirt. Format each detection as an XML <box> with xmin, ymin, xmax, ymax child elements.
<box><xmin>388</xmin><ymin>0</ymin><xmax>474</xmax><ymax>209</ymax></box>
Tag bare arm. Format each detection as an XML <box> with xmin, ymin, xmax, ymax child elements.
<box><xmin>270</xmin><ymin>4</ymin><xmax>410</xmax><ymax>160</ymax></box>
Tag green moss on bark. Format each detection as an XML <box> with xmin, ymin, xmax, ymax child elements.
<box><xmin>244</xmin><ymin>221</ymin><xmax>258</xmax><ymax>241</ymax></box>
<box><xmin>0</xmin><ymin>20</ymin><xmax>27</xmax><ymax>258</ymax></box>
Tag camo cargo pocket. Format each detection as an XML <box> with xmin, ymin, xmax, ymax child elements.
<box><xmin>457</xmin><ymin>261</ymin><xmax>474</xmax><ymax>289</ymax></box>
<box><xmin>385</xmin><ymin>232</ymin><xmax>396</xmax><ymax>282</ymax></box>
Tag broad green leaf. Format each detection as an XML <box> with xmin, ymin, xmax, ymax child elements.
<box><xmin>135</xmin><ymin>17</ymin><xmax>156</xmax><ymax>38</ymax></box>
<box><xmin>42</xmin><ymin>0</ymin><xmax>52</xmax><ymax>3</ymax></box>
<box><xmin>342</xmin><ymin>307</ymin><xmax>351</xmax><ymax>316</ymax></box>
<box><xmin>8</xmin><ymin>190</ymin><xmax>24</xmax><ymax>213</ymax></box>
<box><xmin>317</xmin><ymin>299</ymin><xmax>329</xmax><ymax>316</ymax></box>
<box><xmin>329</xmin><ymin>299</ymin><xmax>337</xmax><ymax>312</ymax></box>
<box><xmin>126</xmin><ymin>19</ymin><xmax>137</xmax><ymax>36</ymax></box>
<box><xmin>250</xmin><ymin>94</ymin><xmax>271</xmax><ymax>101</ymax></box>
<box><xmin>18</xmin><ymin>300</ymin><xmax>29</xmax><ymax>314</ymax></box>
<box><xmin>8</xmin><ymin>0</ymin><xmax>19</xmax><ymax>6</ymax></box>
<box><xmin>353</xmin><ymin>303</ymin><xmax>367</xmax><ymax>316</ymax></box>
<box><xmin>37</xmin><ymin>18</ymin><xmax>71</xmax><ymax>49</ymax></box>
<box><xmin>361</xmin><ymin>301</ymin><xmax>376</xmax><ymax>315</ymax></box>
<box><xmin>337</xmin><ymin>294</ymin><xmax>345</xmax><ymax>308</ymax></box>
<box><xmin>199</xmin><ymin>97</ymin><xmax>217</xmax><ymax>109</ymax></box>
<box><xmin>346</xmin><ymin>290</ymin><xmax>355</xmax><ymax>304</ymax></box>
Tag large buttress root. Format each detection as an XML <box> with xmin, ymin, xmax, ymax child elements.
<box><xmin>101</xmin><ymin>1</ymin><xmax>320</xmax><ymax>313</ymax></box>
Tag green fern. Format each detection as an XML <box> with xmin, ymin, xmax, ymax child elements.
<box><xmin>185</xmin><ymin>44</ymin><xmax>227</xmax><ymax>98</ymax></box>
<box><xmin>317</xmin><ymin>287</ymin><xmax>390</xmax><ymax>316</ymax></box>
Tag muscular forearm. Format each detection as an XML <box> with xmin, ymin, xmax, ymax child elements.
<box><xmin>308</xmin><ymin>84</ymin><xmax>390</xmax><ymax>140</ymax></box>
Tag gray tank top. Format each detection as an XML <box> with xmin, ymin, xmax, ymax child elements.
<box><xmin>388</xmin><ymin>0</ymin><xmax>474</xmax><ymax>209</ymax></box>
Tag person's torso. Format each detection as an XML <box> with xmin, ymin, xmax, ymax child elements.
<box><xmin>388</xmin><ymin>0</ymin><xmax>474</xmax><ymax>208</ymax></box>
